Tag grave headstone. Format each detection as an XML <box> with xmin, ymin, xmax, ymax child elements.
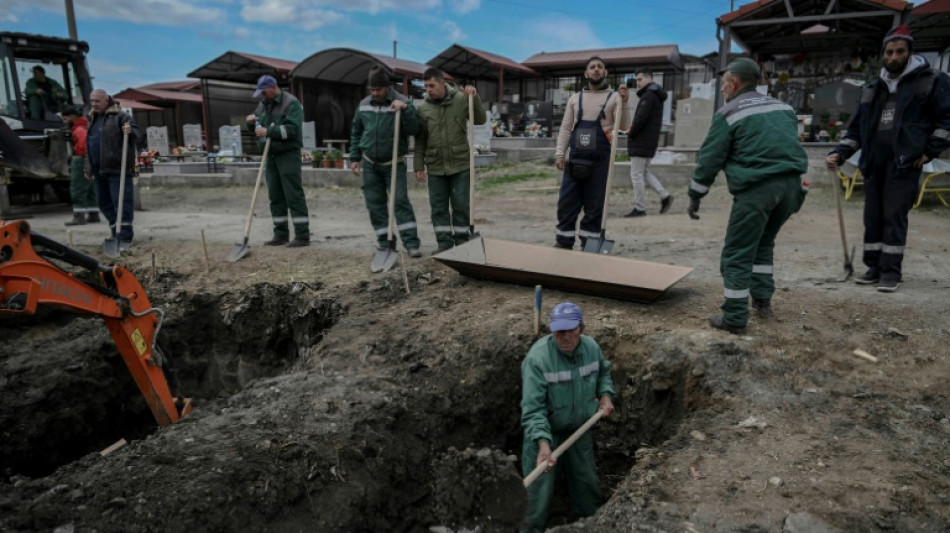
<box><xmin>146</xmin><ymin>126</ymin><xmax>169</xmax><ymax>156</ymax></box>
<box><xmin>183</xmin><ymin>124</ymin><xmax>203</xmax><ymax>150</ymax></box>
<box><xmin>302</xmin><ymin>121</ymin><xmax>316</xmax><ymax>149</ymax></box>
<box><xmin>219</xmin><ymin>125</ymin><xmax>242</xmax><ymax>156</ymax></box>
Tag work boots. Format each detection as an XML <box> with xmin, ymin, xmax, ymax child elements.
<box><xmin>87</xmin><ymin>212</ymin><xmax>101</xmax><ymax>223</ymax></box>
<box><xmin>708</xmin><ymin>314</ymin><xmax>747</xmax><ymax>335</ymax></box>
<box><xmin>752</xmin><ymin>298</ymin><xmax>773</xmax><ymax>318</ymax></box>
<box><xmin>64</xmin><ymin>213</ymin><xmax>87</xmax><ymax>226</ymax></box>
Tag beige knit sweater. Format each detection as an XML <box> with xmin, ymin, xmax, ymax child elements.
<box><xmin>555</xmin><ymin>86</ymin><xmax>632</xmax><ymax>159</ymax></box>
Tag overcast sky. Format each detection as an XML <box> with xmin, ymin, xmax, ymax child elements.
<box><xmin>1</xmin><ymin>0</ymin><xmax>734</xmax><ymax>94</ymax></box>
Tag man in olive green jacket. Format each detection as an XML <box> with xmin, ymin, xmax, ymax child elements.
<box><xmin>687</xmin><ymin>58</ymin><xmax>808</xmax><ymax>333</ymax></box>
<box><xmin>245</xmin><ymin>75</ymin><xmax>310</xmax><ymax>247</ymax></box>
<box><xmin>350</xmin><ymin>67</ymin><xmax>423</xmax><ymax>258</ymax></box>
<box><xmin>413</xmin><ymin>68</ymin><xmax>486</xmax><ymax>253</ymax></box>
<box><xmin>521</xmin><ymin>302</ymin><xmax>615</xmax><ymax>533</ymax></box>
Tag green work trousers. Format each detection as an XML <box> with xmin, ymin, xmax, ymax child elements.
<box><xmin>720</xmin><ymin>176</ymin><xmax>805</xmax><ymax>326</ymax></box>
<box><xmin>362</xmin><ymin>161</ymin><xmax>420</xmax><ymax>249</ymax></box>
<box><xmin>265</xmin><ymin>151</ymin><xmax>310</xmax><ymax>240</ymax></box>
<box><xmin>427</xmin><ymin>169</ymin><xmax>470</xmax><ymax>249</ymax></box>
<box><xmin>520</xmin><ymin>431</ymin><xmax>601</xmax><ymax>533</ymax></box>
<box><xmin>69</xmin><ymin>157</ymin><xmax>97</xmax><ymax>213</ymax></box>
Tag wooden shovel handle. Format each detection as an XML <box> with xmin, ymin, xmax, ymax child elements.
<box><xmin>523</xmin><ymin>409</ymin><xmax>604</xmax><ymax>488</ymax></box>
<box><xmin>468</xmin><ymin>93</ymin><xmax>476</xmax><ymax>227</ymax></box>
<box><xmin>387</xmin><ymin>109</ymin><xmax>401</xmax><ymax>241</ymax></box>
<box><xmin>599</xmin><ymin>95</ymin><xmax>623</xmax><ymax>232</ymax></box>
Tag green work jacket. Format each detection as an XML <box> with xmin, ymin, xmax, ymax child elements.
<box><xmin>247</xmin><ymin>91</ymin><xmax>303</xmax><ymax>155</ymax></box>
<box><xmin>521</xmin><ymin>334</ymin><xmax>614</xmax><ymax>446</ymax></box>
<box><xmin>349</xmin><ymin>89</ymin><xmax>420</xmax><ymax>164</ymax></box>
<box><xmin>413</xmin><ymin>84</ymin><xmax>486</xmax><ymax>175</ymax></box>
<box><xmin>690</xmin><ymin>87</ymin><xmax>807</xmax><ymax>199</ymax></box>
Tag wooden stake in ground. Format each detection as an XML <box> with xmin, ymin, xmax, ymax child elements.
<box><xmin>399</xmin><ymin>250</ymin><xmax>410</xmax><ymax>295</ymax></box>
<box><xmin>151</xmin><ymin>252</ymin><xmax>157</xmax><ymax>281</ymax></box>
<box><xmin>200</xmin><ymin>229</ymin><xmax>211</xmax><ymax>273</ymax></box>
<box><xmin>66</xmin><ymin>229</ymin><xmax>74</xmax><ymax>247</ymax></box>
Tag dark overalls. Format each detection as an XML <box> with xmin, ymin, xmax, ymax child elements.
<box><xmin>556</xmin><ymin>92</ymin><xmax>614</xmax><ymax>248</ymax></box>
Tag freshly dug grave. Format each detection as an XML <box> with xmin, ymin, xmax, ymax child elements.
<box><xmin>2</xmin><ymin>171</ymin><xmax>949</xmax><ymax>532</ymax></box>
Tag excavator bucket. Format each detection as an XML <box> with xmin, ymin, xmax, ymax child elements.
<box><xmin>432</xmin><ymin>237</ymin><xmax>692</xmax><ymax>304</ymax></box>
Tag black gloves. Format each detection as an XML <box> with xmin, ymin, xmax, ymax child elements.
<box><xmin>687</xmin><ymin>197</ymin><xmax>701</xmax><ymax>220</ymax></box>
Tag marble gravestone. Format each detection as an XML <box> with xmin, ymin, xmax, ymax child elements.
<box><xmin>302</xmin><ymin>121</ymin><xmax>316</xmax><ymax>150</ymax></box>
<box><xmin>146</xmin><ymin>126</ymin><xmax>170</xmax><ymax>156</ymax></box>
<box><xmin>219</xmin><ymin>125</ymin><xmax>242</xmax><ymax>156</ymax></box>
<box><xmin>183</xmin><ymin>124</ymin><xmax>203</xmax><ymax>151</ymax></box>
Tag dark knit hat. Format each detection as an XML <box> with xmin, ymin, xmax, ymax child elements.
<box><xmin>367</xmin><ymin>67</ymin><xmax>390</xmax><ymax>88</ymax></box>
<box><xmin>718</xmin><ymin>57</ymin><xmax>761</xmax><ymax>78</ymax></box>
<box><xmin>61</xmin><ymin>106</ymin><xmax>81</xmax><ymax>117</ymax></box>
<box><xmin>883</xmin><ymin>25</ymin><xmax>914</xmax><ymax>48</ymax></box>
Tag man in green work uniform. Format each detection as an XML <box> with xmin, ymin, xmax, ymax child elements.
<box><xmin>414</xmin><ymin>68</ymin><xmax>486</xmax><ymax>254</ymax></box>
<box><xmin>349</xmin><ymin>67</ymin><xmax>423</xmax><ymax>258</ymax></box>
<box><xmin>521</xmin><ymin>302</ymin><xmax>615</xmax><ymax>533</ymax></box>
<box><xmin>24</xmin><ymin>65</ymin><xmax>67</xmax><ymax>119</ymax></box>
<box><xmin>245</xmin><ymin>75</ymin><xmax>310</xmax><ymax>247</ymax></box>
<box><xmin>687</xmin><ymin>58</ymin><xmax>808</xmax><ymax>334</ymax></box>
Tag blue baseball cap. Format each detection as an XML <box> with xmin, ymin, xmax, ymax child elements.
<box><xmin>253</xmin><ymin>75</ymin><xmax>278</xmax><ymax>98</ymax></box>
<box><xmin>550</xmin><ymin>302</ymin><xmax>583</xmax><ymax>332</ymax></box>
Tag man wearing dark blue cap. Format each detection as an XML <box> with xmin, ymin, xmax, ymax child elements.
<box><xmin>688</xmin><ymin>58</ymin><xmax>808</xmax><ymax>334</ymax></box>
<box><xmin>520</xmin><ymin>302</ymin><xmax>614</xmax><ymax>533</ymax></box>
<box><xmin>827</xmin><ymin>25</ymin><xmax>950</xmax><ymax>293</ymax></box>
<box><xmin>246</xmin><ymin>74</ymin><xmax>310</xmax><ymax>247</ymax></box>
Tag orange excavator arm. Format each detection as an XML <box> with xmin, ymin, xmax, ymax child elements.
<box><xmin>0</xmin><ymin>219</ymin><xmax>192</xmax><ymax>426</ymax></box>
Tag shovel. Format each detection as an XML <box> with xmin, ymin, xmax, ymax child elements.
<box><xmin>103</xmin><ymin>131</ymin><xmax>129</xmax><ymax>259</ymax></box>
<box><xmin>467</xmin><ymin>92</ymin><xmax>481</xmax><ymax>241</ymax></box>
<box><xmin>583</xmin><ymin>94</ymin><xmax>623</xmax><ymax>255</ymax></box>
<box><xmin>226</xmin><ymin>137</ymin><xmax>271</xmax><ymax>262</ymax></box>
<box><xmin>828</xmin><ymin>167</ymin><xmax>855</xmax><ymax>281</ymax></box>
<box><xmin>523</xmin><ymin>408</ymin><xmax>604</xmax><ymax>488</ymax></box>
<box><xmin>371</xmin><ymin>109</ymin><xmax>401</xmax><ymax>273</ymax></box>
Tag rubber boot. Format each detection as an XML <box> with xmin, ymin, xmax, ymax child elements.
<box><xmin>65</xmin><ymin>213</ymin><xmax>87</xmax><ymax>226</ymax></box>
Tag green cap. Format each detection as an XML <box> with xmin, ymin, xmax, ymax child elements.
<box><xmin>718</xmin><ymin>57</ymin><xmax>761</xmax><ymax>77</ymax></box>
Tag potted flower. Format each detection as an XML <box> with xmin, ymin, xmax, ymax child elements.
<box><xmin>310</xmin><ymin>149</ymin><xmax>323</xmax><ymax>168</ymax></box>
<box><xmin>322</xmin><ymin>150</ymin><xmax>335</xmax><ymax>168</ymax></box>
<box><xmin>329</xmin><ymin>149</ymin><xmax>344</xmax><ymax>169</ymax></box>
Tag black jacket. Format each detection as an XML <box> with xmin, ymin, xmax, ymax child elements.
<box><xmin>832</xmin><ymin>56</ymin><xmax>950</xmax><ymax>171</ymax></box>
<box><xmin>626</xmin><ymin>82</ymin><xmax>667</xmax><ymax>158</ymax></box>
<box><xmin>85</xmin><ymin>103</ymin><xmax>144</xmax><ymax>177</ymax></box>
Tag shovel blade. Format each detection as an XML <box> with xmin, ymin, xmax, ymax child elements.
<box><xmin>837</xmin><ymin>245</ymin><xmax>856</xmax><ymax>282</ymax></box>
<box><xmin>582</xmin><ymin>237</ymin><xmax>614</xmax><ymax>255</ymax></box>
<box><xmin>371</xmin><ymin>244</ymin><xmax>398</xmax><ymax>273</ymax></box>
<box><xmin>226</xmin><ymin>240</ymin><xmax>250</xmax><ymax>263</ymax></box>
<box><xmin>103</xmin><ymin>238</ymin><xmax>120</xmax><ymax>259</ymax></box>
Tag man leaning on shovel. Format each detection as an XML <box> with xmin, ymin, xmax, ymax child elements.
<box><xmin>349</xmin><ymin>67</ymin><xmax>424</xmax><ymax>259</ymax></box>
<box><xmin>520</xmin><ymin>302</ymin><xmax>614</xmax><ymax>533</ymax></box>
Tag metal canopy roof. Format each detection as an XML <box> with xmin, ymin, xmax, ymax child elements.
<box><xmin>291</xmin><ymin>48</ymin><xmax>435</xmax><ymax>84</ymax></box>
<box><xmin>718</xmin><ymin>0</ymin><xmax>911</xmax><ymax>56</ymax></box>
<box><xmin>187</xmin><ymin>51</ymin><xmax>297</xmax><ymax>83</ymax></box>
<box><xmin>522</xmin><ymin>45</ymin><xmax>683</xmax><ymax>77</ymax></box>
<box><xmin>113</xmin><ymin>87</ymin><xmax>203</xmax><ymax>104</ymax></box>
<box><xmin>910</xmin><ymin>0</ymin><xmax>950</xmax><ymax>52</ymax></box>
<box><xmin>427</xmin><ymin>44</ymin><xmax>538</xmax><ymax>81</ymax></box>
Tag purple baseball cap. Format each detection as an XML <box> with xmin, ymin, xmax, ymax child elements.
<box><xmin>550</xmin><ymin>302</ymin><xmax>583</xmax><ymax>332</ymax></box>
<box><xmin>253</xmin><ymin>75</ymin><xmax>278</xmax><ymax>98</ymax></box>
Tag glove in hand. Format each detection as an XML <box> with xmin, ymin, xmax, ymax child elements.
<box><xmin>687</xmin><ymin>197</ymin><xmax>701</xmax><ymax>220</ymax></box>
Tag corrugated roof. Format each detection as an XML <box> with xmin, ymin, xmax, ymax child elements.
<box><xmin>720</xmin><ymin>0</ymin><xmax>908</xmax><ymax>24</ymax></box>
<box><xmin>291</xmin><ymin>48</ymin><xmax>439</xmax><ymax>83</ymax></box>
<box><xmin>427</xmin><ymin>44</ymin><xmax>538</xmax><ymax>80</ymax></box>
<box><xmin>187</xmin><ymin>51</ymin><xmax>297</xmax><ymax>83</ymax></box>
<box><xmin>523</xmin><ymin>45</ymin><xmax>681</xmax><ymax>70</ymax></box>
<box><xmin>114</xmin><ymin>98</ymin><xmax>162</xmax><ymax>111</ymax></box>
<box><xmin>113</xmin><ymin>87</ymin><xmax>203</xmax><ymax>104</ymax></box>
<box><xmin>139</xmin><ymin>80</ymin><xmax>200</xmax><ymax>92</ymax></box>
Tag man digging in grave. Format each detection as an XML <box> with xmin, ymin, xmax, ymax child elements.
<box><xmin>520</xmin><ymin>302</ymin><xmax>615</xmax><ymax>532</ymax></box>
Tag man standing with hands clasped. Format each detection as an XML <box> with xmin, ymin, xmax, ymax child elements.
<box><xmin>687</xmin><ymin>58</ymin><xmax>808</xmax><ymax>334</ymax></box>
<box><xmin>826</xmin><ymin>25</ymin><xmax>950</xmax><ymax>293</ymax></box>
<box><xmin>350</xmin><ymin>67</ymin><xmax>423</xmax><ymax>258</ymax></box>
<box><xmin>520</xmin><ymin>302</ymin><xmax>615</xmax><ymax>533</ymax></box>
<box><xmin>246</xmin><ymin>75</ymin><xmax>311</xmax><ymax>248</ymax></box>
<box><xmin>413</xmin><ymin>68</ymin><xmax>486</xmax><ymax>254</ymax></box>
<box><xmin>553</xmin><ymin>56</ymin><xmax>630</xmax><ymax>249</ymax></box>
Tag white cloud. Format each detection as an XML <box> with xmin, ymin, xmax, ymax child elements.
<box><xmin>3</xmin><ymin>0</ymin><xmax>224</xmax><ymax>26</ymax></box>
<box><xmin>233</xmin><ymin>27</ymin><xmax>251</xmax><ymax>39</ymax></box>
<box><xmin>441</xmin><ymin>20</ymin><xmax>465</xmax><ymax>42</ymax></box>
<box><xmin>241</xmin><ymin>0</ymin><xmax>344</xmax><ymax>30</ymax></box>
<box><xmin>452</xmin><ymin>0</ymin><xmax>480</xmax><ymax>15</ymax></box>
<box><xmin>517</xmin><ymin>16</ymin><xmax>602</xmax><ymax>56</ymax></box>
